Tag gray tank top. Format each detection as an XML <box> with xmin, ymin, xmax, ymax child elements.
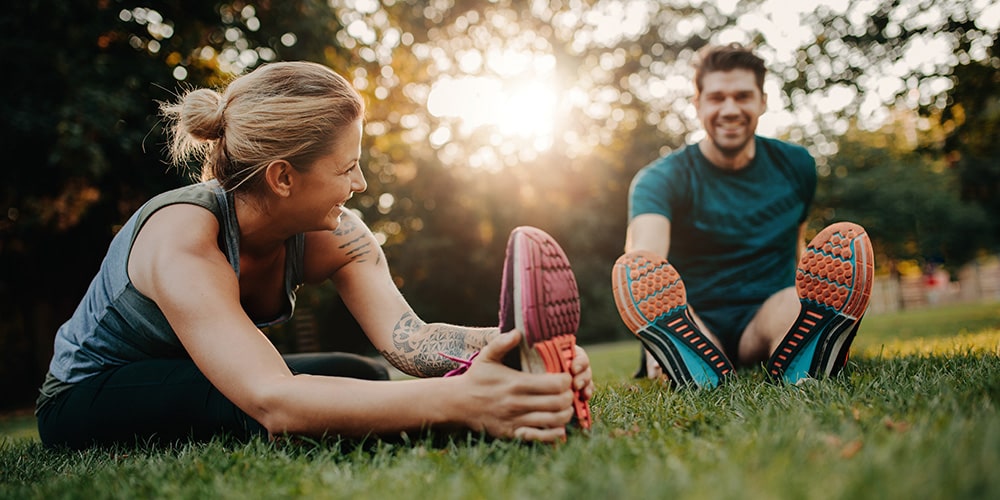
<box><xmin>38</xmin><ymin>181</ymin><xmax>304</xmax><ymax>407</ymax></box>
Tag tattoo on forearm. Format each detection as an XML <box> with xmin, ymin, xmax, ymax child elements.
<box><xmin>379</xmin><ymin>311</ymin><xmax>495</xmax><ymax>378</ymax></box>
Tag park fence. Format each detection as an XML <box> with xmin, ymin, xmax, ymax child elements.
<box><xmin>868</xmin><ymin>257</ymin><xmax>1000</xmax><ymax>314</ymax></box>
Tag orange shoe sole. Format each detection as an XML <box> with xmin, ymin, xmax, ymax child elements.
<box><xmin>612</xmin><ymin>250</ymin><xmax>734</xmax><ymax>388</ymax></box>
<box><xmin>767</xmin><ymin>222</ymin><xmax>874</xmax><ymax>382</ymax></box>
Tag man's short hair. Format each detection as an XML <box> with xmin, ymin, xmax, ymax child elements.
<box><xmin>693</xmin><ymin>43</ymin><xmax>766</xmax><ymax>95</ymax></box>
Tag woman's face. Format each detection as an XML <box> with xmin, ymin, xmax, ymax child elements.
<box><xmin>293</xmin><ymin>118</ymin><xmax>367</xmax><ymax>232</ymax></box>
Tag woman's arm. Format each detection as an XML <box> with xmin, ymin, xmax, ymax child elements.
<box><xmin>303</xmin><ymin>210</ymin><xmax>498</xmax><ymax>377</ymax></box>
<box><xmin>308</xmin><ymin>210</ymin><xmax>594</xmax><ymax>400</ymax></box>
<box><xmin>129</xmin><ymin>205</ymin><xmax>573</xmax><ymax>442</ymax></box>
<box><xmin>378</xmin><ymin>312</ymin><xmax>498</xmax><ymax>378</ymax></box>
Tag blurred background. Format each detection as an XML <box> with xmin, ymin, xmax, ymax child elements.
<box><xmin>2</xmin><ymin>0</ymin><xmax>998</xmax><ymax>409</ymax></box>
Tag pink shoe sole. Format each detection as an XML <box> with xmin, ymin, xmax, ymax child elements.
<box><xmin>500</xmin><ymin>226</ymin><xmax>591</xmax><ymax>429</ymax></box>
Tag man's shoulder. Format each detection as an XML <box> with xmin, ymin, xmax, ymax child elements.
<box><xmin>633</xmin><ymin>146</ymin><xmax>694</xmax><ymax>189</ymax></box>
<box><xmin>641</xmin><ymin>144</ymin><xmax>699</xmax><ymax>173</ymax></box>
<box><xmin>758</xmin><ymin>136</ymin><xmax>812</xmax><ymax>162</ymax></box>
<box><xmin>757</xmin><ymin>136</ymin><xmax>817</xmax><ymax>193</ymax></box>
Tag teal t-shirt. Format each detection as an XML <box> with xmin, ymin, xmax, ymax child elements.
<box><xmin>628</xmin><ymin>136</ymin><xmax>817</xmax><ymax>321</ymax></box>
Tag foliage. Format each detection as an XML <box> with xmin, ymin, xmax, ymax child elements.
<box><xmin>777</xmin><ymin>0</ymin><xmax>1000</xmax><ymax>244</ymax></box>
<box><xmin>942</xmin><ymin>47</ymin><xmax>1000</xmax><ymax>243</ymax></box>
<box><xmin>813</xmin><ymin>122</ymin><xmax>993</xmax><ymax>269</ymax></box>
<box><xmin>1</xmin><ymin>0</ymin><xmax>191</xmax><ymax>408</ymax></box>
<box><xmin>1</xmin><ymin>0</ymin><xmax>998</xmax><ymax>409</ymax></box>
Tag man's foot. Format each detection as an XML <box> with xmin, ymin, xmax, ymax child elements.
<box><xmin>766</xmin><ymin>222</ymin><xmax>874</xmax><ymax>383</ymax></box>
<box><xmin>499</xmin><ymin>226</ymin><xmax>591</xmax><ymax>429</ymax></box>
<box><xmin>612</xmin><ymin>251</ymin><xmax>734</xmax><ymax>389</ymax></box>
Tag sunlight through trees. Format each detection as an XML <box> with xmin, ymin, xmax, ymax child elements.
<box><xmin>1</xmin><ymin>0</ymin><xmax>997</xmax><ymax>408</ymax></box>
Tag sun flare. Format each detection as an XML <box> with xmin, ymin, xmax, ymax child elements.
<box><xmin>426</xmin><ymin>76</ymin><xmax>558</xmax><ymax>144</ymax></box>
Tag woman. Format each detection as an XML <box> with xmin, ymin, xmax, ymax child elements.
<box><xmin>36</xmin><ymin>61</ymin><xmax>593</xmax><ymax>449</ymax></box>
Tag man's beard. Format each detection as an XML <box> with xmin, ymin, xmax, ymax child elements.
<box><xmin>712</xmin><ymin>135</ymin><xmax>752</xmax><ymax>158</ymax></box>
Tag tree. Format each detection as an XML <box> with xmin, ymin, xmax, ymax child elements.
<box><xmin>814</xmin><ymin>121</ymin><xmax>992</xmax><ymax>273</ymax></box>
<box><xmin>0</xmin><ymin>0</ymin><xmax>357</xmax><ymax>408</ymax></box>
<box><xmin>1</xmin><ymin>1</ymin><xmax>199</xmax><ymax>408</ymax></box>
<box><xmin>771</xmin><ymin>0</ymin><xmax>999</xmax><ymax>250</ymax></box>
<box><xmin>941</xmin><ymin>41</ymin><xmax>1000</xmax><ymax>245</ymax></box>
<box><xmin>313</xmin><ymin>0</ymin><xmax>743</xmax><ymax>340</ymax></box>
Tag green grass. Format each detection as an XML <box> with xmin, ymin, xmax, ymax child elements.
<box><xmin>2</xmin><ymin>302</ymin><xmax>998</xmax><ymax>499</ymax></box>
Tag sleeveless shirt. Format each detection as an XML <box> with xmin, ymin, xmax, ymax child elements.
<box><xmin>37</xmin><ymin>181</ymin><xmax>305</xmax><ymax>409</ymax></box>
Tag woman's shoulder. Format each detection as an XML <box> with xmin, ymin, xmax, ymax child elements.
<box><xmin>138</xmin><ymin>182</ymin><xmax>223</xmax><ymax>221</ymax></box>
<box><xmin>129</xmin><ymin>182</ymin><xmax>226</xmax><ymax>244</ymax></box>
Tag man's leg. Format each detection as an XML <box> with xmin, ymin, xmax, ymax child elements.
<box><xmin>737</xmin><ymin>287</ymin><xmax>799</xmax><ymax>365</ymax></box>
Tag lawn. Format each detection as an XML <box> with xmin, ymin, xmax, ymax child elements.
<box><xmin>2</xmin><ymin>301</ymin><xmax>998</xmax><ymax>499</ymax></box>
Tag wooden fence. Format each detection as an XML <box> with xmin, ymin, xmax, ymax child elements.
<box><xmin>868</xmin><ymin>258</ymin><xmax>1000</xmax><ymax>314</ymax></box>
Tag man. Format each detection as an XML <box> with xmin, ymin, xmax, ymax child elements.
<box><xmin>612</xmin><ymin>43</ymin><xmax>874</xmax><ymax>387</ymax></box>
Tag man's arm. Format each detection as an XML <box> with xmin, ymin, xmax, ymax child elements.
<box><xmin>625</xmin><ymin>213</ymin><xmax>672</xmax><ymax>258</ymax></box>
<box><xmin>797</xmin><ymin>222</ymin><xmax>807</xmax><ymax>258</ymax></box>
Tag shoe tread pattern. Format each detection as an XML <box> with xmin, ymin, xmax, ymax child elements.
<box><xmin>767</xmin><ymin>222</ymin><xmax>874</xmax><ymax>381</ymax></box>
<box><xmin>506</xmin><ymin>227</ymin><xmax>590</xmax><ymax>429</ymax></box>
<box><xmin>612</xmin><ymin>251</ymin><xmax>733</xmax><ymax>388</ymax></box>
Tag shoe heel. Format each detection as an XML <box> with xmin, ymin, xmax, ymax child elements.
<box><xmin>531</xmin><ymin>334</ymin><xmax>591</xmax><ymax>429</ymax></box>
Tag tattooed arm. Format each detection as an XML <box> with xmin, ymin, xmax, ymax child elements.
<box><xmin>379</xmin><ymin>312</ymin><xmax>499</xmax><ymax>378</ymax></box>
<box><xmin>289</xmin><ymin>208</ymin><xmax>577</xmax><ymax>441</ymax></box>
<box><xmin>303</xmin><ymin>209</ymin><xmax>499</xmax><ymax>377</ymax></box>
<box><xmin>306</xmin><ymin>209</ymin><xmax>382</xmax><ymax>271</ymax></box>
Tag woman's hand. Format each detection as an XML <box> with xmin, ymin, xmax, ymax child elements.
<box><xmin>455</xmin><ymin>331</ymin><xmax>574</xmax><ymax>442</ymax></box>
<box><xmin>571</xmin><ymin>345</ymin><xmax>595</xmax><ymax>403</ymax></box>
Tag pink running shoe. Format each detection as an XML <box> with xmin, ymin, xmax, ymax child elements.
<box><xmin>499</xmin><ymin>226</ymin><xmax>591</xmax><ymax>430</ymax></box>
<box><xmin>766</xmin><ymin>222</ymin><xmax>875</xmax><ymax>382</ymax></box>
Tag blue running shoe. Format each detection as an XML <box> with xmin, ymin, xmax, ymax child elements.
<box><xmin>766</xmin><ymin>222</ymin><xmax>875</xmax><ymax>383</ymax></box>
<box><xmin>612</xmin><ymin>251</ymin><xmax>734</xmax><ymax>389</ymax></box>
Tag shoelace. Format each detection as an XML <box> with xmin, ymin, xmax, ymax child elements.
<box><xmin>439</xmin><ymin>351</ymin><xmax>479</xmax><ymax>377</ymax></box>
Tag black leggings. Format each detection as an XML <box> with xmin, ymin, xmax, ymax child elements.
<box><xmin>37</xmin><ymin>353</ymin><xmax>390</xmax><ymax>449</ymax></box>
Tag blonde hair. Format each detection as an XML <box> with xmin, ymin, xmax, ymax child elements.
<box><xmin>161</xmin><ymin>61</ymin><xmax>364</xmax><ymax>193</ymax></box>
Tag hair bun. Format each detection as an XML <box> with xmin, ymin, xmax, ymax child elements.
<box><xmin>182</xmin><ymin>88</ymin><xmax>226</xmax><ymax>141</ymax></box>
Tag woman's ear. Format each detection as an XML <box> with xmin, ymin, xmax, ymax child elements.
<box><xmin>263</xmin><ymin>160</ymin><xmax>294</xmax><ymax>197</ymax></box>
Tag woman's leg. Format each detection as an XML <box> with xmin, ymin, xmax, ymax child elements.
<box><xmin>283</xmin><ymin>352</ymin><xmax>390</xmax><ymax>380</ymax></box>
<box><xmin>38</xmin><ymin>353</ymin><xmax>389</xmax><ymax>449</ymax></box>
<box><xmin>37</xmin><ymin>358</ymin><xmax>264</xmax><ymax>450</ymax></box>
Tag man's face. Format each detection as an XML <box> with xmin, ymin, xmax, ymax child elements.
<box><xmin>694</xmin><ymin>69</ymin><xmax>766</xmax><ymax>158</ymax></box>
